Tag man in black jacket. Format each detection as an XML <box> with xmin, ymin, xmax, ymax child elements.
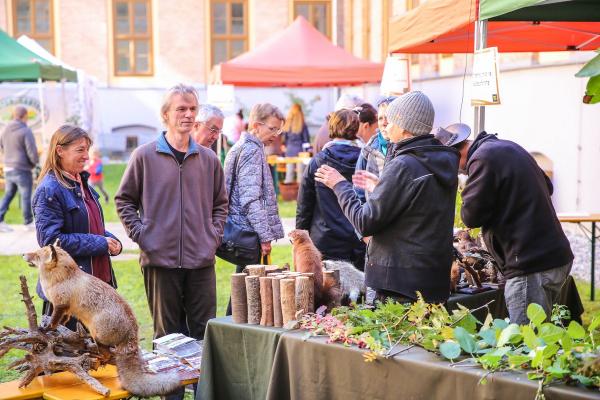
<box><xmin>316</xmin><ymin>92</ymin><xmax>459</xmax><ymax>303</ymax></box>
<box><xmin>435</xmin><ymin>127</ymin><xmax>573</xmax><ymax>324</ymax></box>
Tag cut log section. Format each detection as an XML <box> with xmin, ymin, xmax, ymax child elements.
<box><xmin>280</xmin><ymin>279</ymin><xmax>296</xmax><ymax>325</ymax></box>
<box><xmin>231</xmin><ymin>273</ymin><xmax>248</xmax><ymax>324</ymax></box>
<box><xmin>245</xmin><ymin>275</ymin><xmax>261</xmax><ymax>324</ymax></box>
<box><xmin>259</xmin><ymin>277</ymin><xmax>274</xmax><ymax>326</ymax></box>
<box><xmin>246</xmin><ymin>265</ymin><xmax>266</xmax><ymax>277</ymax></box>
<box><xmin>272</xmin><ymin>277</ymin><xmax>283</xmax><ymax>327</ymax></box>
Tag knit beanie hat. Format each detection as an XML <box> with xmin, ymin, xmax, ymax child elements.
<box><xmin>385</xmin><ymin>91</ymin><xmax>435</xmax><ymax>136</ymax></box>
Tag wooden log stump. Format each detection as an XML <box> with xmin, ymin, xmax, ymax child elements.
<box><xmin>272</xmin><ymin>277</ymin><xmax>283</xmax><ymax>327</ymax></box>
<box><xmin>295</xmin><ymin>276</ymin><xmax>313</xmax><ymax>315</ymax></box>
<box><xmin>231</xmin><ymin>273</ymin><xmax>248</xmax><ymax>324</ymax></box>
<box><xmin>246</xmin><ymin>265</ymin><xmax>266</xmax><ymax>277</ymax></box>
<box><xmin>280</xmin><ymin>279</ymin><xmax>296</xmax><ymax>325</ymax></box>
<box><xmin>245</xmin><ymin>275</ymin><xmax>261</xmax><ymax>324</ymax></box>
<box><xmin>259</xmin><ymin>277</ymin><xmax>274</xmax><ymax>326</ymax></box>
<box><xmin>301</xmin><ymin>273</ymin><xmax>315</xmax><ymax>312</ymax></box>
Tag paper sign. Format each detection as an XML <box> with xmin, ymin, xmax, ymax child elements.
<box><xmin>206</xmin><ymin>84</ymin><xmax>236</xmax><ymax>113</ymax></box>
<box><xmin>471</xmin><ymin>47</ymin><xmax>501</xmax><ymax>106</ymax></box>
<box><xmin>380</xmin><ymin>55</ymin><xmax>411</xmax><ymax>96</ymax></box>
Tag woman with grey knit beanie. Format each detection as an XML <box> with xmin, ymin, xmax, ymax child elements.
<box><xmin>315</xmin><ymin>91</ymin><xmax>460</xmax><ymax>304</ymax></box>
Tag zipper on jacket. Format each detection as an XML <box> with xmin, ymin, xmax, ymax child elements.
<box><xmin>178</xmin><ymin>163</ymin><xmax>183</xmax><ymax>268</ymax></box>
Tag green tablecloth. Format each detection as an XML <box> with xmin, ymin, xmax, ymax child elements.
<box><xmin>198</xmin><ymin>276</ymin><xmax>588</xmax><ymax>400</ymax></box>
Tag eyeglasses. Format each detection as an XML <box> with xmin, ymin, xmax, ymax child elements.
<box><xmin>377</xmin><ymin>96</ymin><xmax>397</xmax><ymax>107</ymax></box>
<box><xmin>352</xmin><ymin>106</ymin><xmax>363</xmax><ymax>117</ymax></box>
<box><xmin>200</xmin><ymin>122</ymin><xmax>222</xmax><ymax>135</ymax></box>
<box><xmin>257</xmin><ymin>121</ymin><xmax>283</xmax><ymax>135</ymax></box>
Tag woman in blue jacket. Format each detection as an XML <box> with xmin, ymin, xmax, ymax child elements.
<box><xmin>296</xmin><ymin>109</ymin><xmax>366</xmax><ymax>271</ymax></box>
<box><xmin>33</xmin><ymin>125</ymin><xmax>122</xmax><ymax>329</ymax></box>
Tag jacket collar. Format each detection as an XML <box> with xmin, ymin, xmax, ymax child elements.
<box><xmin>242</xmin><ymin>131</ymin><xmax>263</xmax><ymax>147</ymax></box>
<box><xmin>466</xmin><ymin>131</ymin><xmax>497</xmax><ymax>163</ymax></box>
<box><xmin>390</xmin><ymin>134</ymin><xmax>438</xmax><ymax>157</ymax></box>
<box><xmin>156</xmin><ymin>131</ymin><xmax>199</xmax><ymax>159</ymax></box>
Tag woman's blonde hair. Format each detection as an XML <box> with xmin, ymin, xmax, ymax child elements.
<box><xmin>248</xmin><ymin>103</ymin><xmax>284</xmax><ymax>129</ymax></box>
<box><xmin>282</xmin><ymin>103</ymin><xmax>305</xmax><ymax>134</ymax></box>
<box><xmin>39</xmin><ymin>125</ymin><xmax>93</xmax><ymax>188</ymax></box>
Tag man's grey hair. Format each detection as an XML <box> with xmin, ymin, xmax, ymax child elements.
<box><xmin>196</xmin><ymin>104</ymin><xmax>225</xmax><ymax>123</ymax></box>
<box><xmin>160</xmin><ymin>83</ymin><xmax>199</xmax><ymax>124</ymax></box>
<box><xmin>13</xmin><ymin>105</ymin><xmax>28</xmax><ymax>121</ymax></box>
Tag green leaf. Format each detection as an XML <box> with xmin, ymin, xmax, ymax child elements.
<box><xmin>545</xmin><ymin>365</ymin><xmax>570</xmax><ymax>377</ymax></box>
<box><xmin>575</xmin><ymin>52</ymin><xmax>600</xmax><ymax>77</ymax></box>
<box><xmin>508</xmin><ymin>354</ymin><xmax>530</xmax><ymax>368</ymax></box>
<box><xmin>526</xmin><ymin>303</ymin><xmax>546</xmax><ymax>328</ymax></box>
<box><xmin>493</xmin><ymin>319</ymin><xmax>509</xmax><ymax>330</ymax></box>
<box><xmin>560</xmin><ymin>332</ymin><xmax>573</xmax><ymax>352</ymax></box>
<box><xmin>478</xmin><ymin>352</ymin><xmax>502</xmax><ymax>369</ymax></box>
<box><xmin>457</xmin><ymin>313</ymin><xmax>479</xmax><ymax>334</ymax></box>
<box><xmin>454</xmin><ymin>326</ymin><xmax>478</xmax><ymax>354</ymax></box>
<box><xmin>531</xmin><ymin>348</ymin><xmax>545</xmax><ymax>368</ymax></box>
<box><xmin>439</xmin><ymin>341</ymin><xmax>462</xmax><ymax>360</ymax></box>
<box><xmin>572</xmin><ymin>374</ymin><xmax>595</xmax><ymax>386</ymax></box>
<box><xmin>588</xmin><ymin>315</ymin><xmax>600</xmax><ymax>333</ymax></box>
<box><xmin>539</xmin><ymin>323</ymin><xmax>564</xmax><ymax>345</ymax></box>
<box><xmin>482</xmin><ymin>313</ymin><xmax>493</xmax><ymax>330</ymax></box>
<box><xmin>567</xmin><ymin>321</ymin><xmax>586</xmax><ymax>340</ymax></box>
<box><xmin>542</xmin><ymin>343</ymin><xmax>559</xmax><ymax>358</ymax></box>
<box><xmin>479</xmin><ymin>328</ymin><xmax>497</xmax><ymax>347</ymax></box>
<box><xmin>497</xmin><ymin>324</ymin><xmax>521</xmax><ymax>347</ymax></box>
<box><xmin>521</xmin><ymin>325</ymin><xmax>539</xmax><ymax>350</ymax></box>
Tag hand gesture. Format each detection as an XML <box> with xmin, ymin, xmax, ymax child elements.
<box><xmin>352</xmin><ymin>170</ymin><xmax>380</xmax><ymax>193</ymax></box>
<box><xmin>314</xmin><ymin>165</ymin><xmax>346</xmax><ymax>189</ymax></box>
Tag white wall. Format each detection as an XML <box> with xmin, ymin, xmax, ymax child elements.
<box><xmin>412</xmin><ymin>64</ymin><xmax>600</xmax><ymax>214</ymax></box>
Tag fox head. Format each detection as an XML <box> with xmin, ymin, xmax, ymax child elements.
<box><xmin>288</xmin><ymin>229</ymin><xmax>311</xmax><ymax>245</ymax></box>
<box><xmin>23</xmin><ymin>239</ymin><xmax>76</xmax><ymax>273</ymax></box>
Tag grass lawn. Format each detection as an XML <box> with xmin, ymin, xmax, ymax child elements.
<box><xmin>0</xmin><ymin>163</ymin><xmax>297</xmax><ymax>223</ymax></box>
<box><xmin>0</xmin><ymin>246</ymin><xmax>294</xmax><ymax>383</ymax></box>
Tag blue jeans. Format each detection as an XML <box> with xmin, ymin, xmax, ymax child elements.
<box><xmin>504</xmin><ymin>262</ymin><xmax>572</xmax><ymax>325</ymax></box>
<box><xmin>0</xmin><ymin>169</ymin><xmax>33</xmax><ymax>224</ymax></box>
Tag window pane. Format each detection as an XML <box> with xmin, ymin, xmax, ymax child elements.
<box><xmin>135</xmin><ymin>40</ymin><xmax>150</xmax><ymax>72</ymax></box>
<box><xmin>116</xmin><ymin>39</ymin><xmax>131</xmax><ymax>72</ymax></box>
<box><xmin>312</xmin><ymin>4</ymin><xmax>328</xmax><ymax>36</ymax></box>
<box><xmin>212</xmin><ymin>3</ymin><xmax>226</xmax><ymax>34</ymax></box>
<box><xmin>231</xmin><ymin>3</ymin><xmax>244</xmax><ymax>34</ymax></box>
<box><xmin>213</xmin><ymin>39</ymin><xmax>227</xmax><ymax>65</ymax></box>
<box><xmin>36</xmin><ymin>39</ymin><xmax>52</xmax><ymax>52</ymax></box>
<box><xmin>133</xmin><ymin>1</ymin><xmax>147</xmax><ymax>33</ymax></box>
<box><xmin>231</xmin><ymin>40</ymin><xmax>245</xmax><ymax>58</ymax></box>
<box><xmin>34</xmin><ymin>0</ymin><xmax>50</xmax><ymax>33</ymax></box>
<box><xmin>16</xmin><ymin>0</ymin><xmax>31</xmax><ymax>33</ymax></box>
<box><xmin>116</xmin><ymin>2</ymin><xmax>130</xmax><ymax>34</ymax></box>
<box><xmin>294</xmin><ymin>4</ymin><xmax>309</xmax><ymax>20</ymax></box>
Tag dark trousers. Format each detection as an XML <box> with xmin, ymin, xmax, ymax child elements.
<box><xmin>143</xmin><ymin>266</ymin><xmax>216</xmax><ymax>400</ymax></box>
<box><xmin>0</xmin><ymin>169</ymin><xmax>33</xmax><ymax>224</ymax></box>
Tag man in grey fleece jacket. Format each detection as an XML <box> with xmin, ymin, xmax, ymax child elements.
<box><xmin>0</xmin><ymin>106</ymin><xmax>39</xmax><ymax>231</ymax></box>
<box><xmin>115</xmin><ymin>84</ymin><xmax>227</xmax><ymax>400</ymax></box>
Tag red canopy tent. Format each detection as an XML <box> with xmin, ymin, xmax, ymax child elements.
<box><xmin>388</xmin><ymin>0</ymin><xmax>600</xmax><ymax>54</ymax></box>
<box><xmin>211</xmin><ymin>16</ymin><xmax>384</xmax><ymax>87</ymax></box>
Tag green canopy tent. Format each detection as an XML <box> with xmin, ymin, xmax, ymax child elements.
<box><xmin>0</xmin><ymin>29</ymin><xmax>77</xmax><ymax>144</ymax></box>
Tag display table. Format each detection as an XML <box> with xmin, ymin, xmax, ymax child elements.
<box><xmin>448</xmin><ymin>275</ymin><xmax>583</xmax><ymax>323</ymax></box>
<box><xmin>0</xmin><ymin>364</ymin><xmax>197</xmax><ymax>400</ymax></box>
<box><xmin>198</xmin><ymin>317</ymin><xmax>599</xmax><ymax>400</ymax></box>
<box><xmin>558</xmin><ymin>213</ymin><xmax>600</xmax><ymax>300</ymax></box>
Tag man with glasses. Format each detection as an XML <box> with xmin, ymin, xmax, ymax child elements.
<box><xmin>192</xmin><ymin>104</ymin><xmax>225</xmax><ymax>149</ymax></box>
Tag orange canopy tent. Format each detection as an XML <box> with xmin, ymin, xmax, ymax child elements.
<box><xmin>388</xmin><ymin>0</ymin><xmax>600</xmax><ymax>54</ymax></box>
<box><xmin>211</xmin><ymin>16</ymin><xmax>384</xmax><ymax>87</ymax></box>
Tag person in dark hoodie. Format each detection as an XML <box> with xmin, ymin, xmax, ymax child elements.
<box><xmin>315</xmin><ymin>92</ymin><xmax>459</xmax><ymax>303</ymax></box>
<box><xmin>435</xmin><ymin>125</ymin><xmax>573</xmax><ymax>325</ymax></box>
<box><xmin>296</xmin><ymin>109</ymin><xmax>366</xmax><ymax>270</ymax></box>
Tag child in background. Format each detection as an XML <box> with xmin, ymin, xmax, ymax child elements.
<box><xmin>86</xmin><ymin>147</ymin><xmax>109</xmax><ymax>203</ymax></box>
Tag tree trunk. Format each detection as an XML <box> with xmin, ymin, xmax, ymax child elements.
<box><xmin>272</xmin><ymin>277</ymin><xmax>283</xmax><ymax>327</ymax></box>
<box><xmin>231</xmin><ymin>273</ymin><xmax>248</xmax><ymax>324</ymax></box>
<box><xmin>280</xmin><ymin>279</ymin><xmax>296</xmax><ymax>325</ymax></box>
<box><xmin>259</xmin><ymin>277</ymin><xmax>274</xmax><ymax>326</ymax></box>
<box><xmin>245</xmin><ymin>275</ymin><xmax>261</xmax><ymax>324</ymax></box>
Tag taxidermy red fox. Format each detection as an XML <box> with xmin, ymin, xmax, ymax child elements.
<box><xmin>23</xmin><ymin>242</ymin><xmax>181</xmax><ymax>397</ymax></box>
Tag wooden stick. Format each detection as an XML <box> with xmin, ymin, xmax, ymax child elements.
<box><xmin>246</xmin><ymin>265</ymin><xmax>266</xmax><ymax>277</ymax></box>
<box><xmin>259</xmin><ymin>277</ymin><xmax>274</xmax><ymax>326</ymax></box>
<box><xmin>272</xmin><ymin>277</ymin><xmax>283</xmax><ymax>327</ymax></box>
<box><xmin>245</xmin><ymin>275</ymin><xmax>261</xmax><ymax>324</ymax></box>
<box><xmin>231</xmin><ymin>273</ymin><xmax>248</xmax><ymax>324</ymax></box>
<box><xmin>295</xmin><ymin>276</ymin><xmax>313</xmax><ymax>315</ymax></box>
<box><xmin>19</xmin><ymin>275</ymin><xmax>38</xmax><ymax>331</ymax></box>
<box><xmin>280</xmin><ymin>279</ymin><xmax>296</xmax><ymax>325</ymax></box>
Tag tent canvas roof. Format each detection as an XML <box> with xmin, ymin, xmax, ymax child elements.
<box><xmin>388</xmin><ymin>0</ymin><xmax>600</xmax><ymax>53</ymax></box>
<box><xmin>212</xmin><ymin>16</ymin><xmax>384</xmax><ymax>87</ymax></box>
<box><xmin>0</xmin><ymin>29</ymin><xmax>76</xmax><ymax>82</ymax></box>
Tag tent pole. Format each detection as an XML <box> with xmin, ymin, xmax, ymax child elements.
<box><xmin>473</xmin><ymin>19</ymin><xmax>487</xmax><ymax>135</ymax></box>
<box><xmin>37</xmin><ymin>77</ymin><xmax>47</xmax><ymax>147</ymax></box>
<box><xmin>61</xmin><ymin>78</ymin><xmax>67</xmax><ymax>123</ymax></box>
